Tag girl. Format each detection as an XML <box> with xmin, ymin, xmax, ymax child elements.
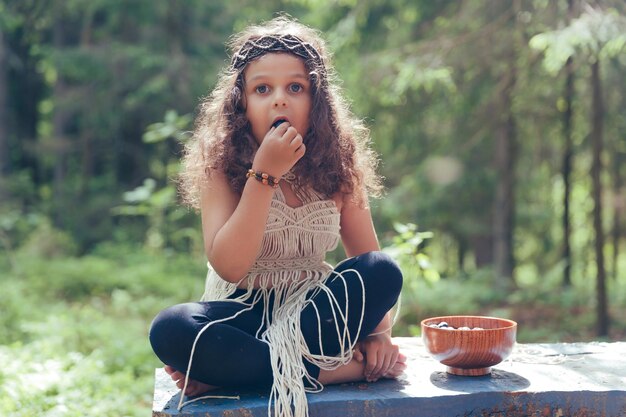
<box><xmin>149</xmin><ymin>16</ymin><xmax>406</xmax><ymax>417</ymax></box>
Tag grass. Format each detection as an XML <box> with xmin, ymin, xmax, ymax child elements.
<box><xmin>0</xmin><ymin>244</ymin><xmax>204</xmax><ymax>417</ymax></box>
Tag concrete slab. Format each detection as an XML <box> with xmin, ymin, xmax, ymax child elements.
<box><xmin>152</xmin><ymin>337</ymin><xmax>626</xmax><ymax>417</ymax></box>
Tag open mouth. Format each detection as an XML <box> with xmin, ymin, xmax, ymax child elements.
<box><xmin>272</xmin><ymin>118</ymin><xmax>288</xmax><ymax>129</ymax></box>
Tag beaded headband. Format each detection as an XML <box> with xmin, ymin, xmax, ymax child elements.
<box><xmin>230</xmin><ymin>34</ymin><xmax>325</xmax><ymax>73</ymax></box>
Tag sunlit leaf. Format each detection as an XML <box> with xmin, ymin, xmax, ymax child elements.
<box><xmin>122</xmin><ymin>179</ymin><xmax>156</xmax><ymax>203</ymax></box>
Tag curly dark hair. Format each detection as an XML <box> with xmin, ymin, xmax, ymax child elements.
<box><xmin>179</xmin><ymin>16</ymin><xmax>382</xmax><ymax>209</ymax></box>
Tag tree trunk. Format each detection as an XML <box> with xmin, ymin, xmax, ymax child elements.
<box><xmin>562</xmin><ymin>57</ymin><xmax>574</xmax><ymax>287</ymax></box>
<box><xmin>78</xmin><ymin>11</ymin><xmax>96</xmax><ymax>197</ymax></box>
<box><xmin>0</xmin><ymin>29</ymin><xmax>9</xmax><ymax>200</ymax></box>
<box><xmin>457</xmin><ymin>235</ymin><xmax>467</xmax><ymax>274</ymax></box>
<box><xmin>165</xmin><ymin>0</ymin><xmax>190</xmax><ymax>102</ymax></box>
<box><xmin>612</xmin><ymin>151</ymin><xmax>623</xmax><ymax>282</ymax></box>
<box><xmin>493</xmin><ymin>66</ymin><xmax>517</xmax><ymax>289</ymax></box>
<box><xmin>52</xmin><ymin>14</ymin><xmax>70</xmax><ymax>226</ymax></box>
<box><xmin>561</xmin><ymin>0</ymin><xmax>576</xmax><ymax>287</ymax></box>
<box><xmin>590</xmin><ymin>60</ymin><xmax>609</xmax><ymax>337</ymax></box>
<box><xmin>470</xmin><ymin>234</ymin><xmax>493</xmax><ymax>268</ymax></box>
<box><xmin>11</xmin><ymin>15</ymin><xmax>44</xmax><ymax>188</ymax></box>
<box><xmin>492</xmin><ymin>1</ymin><xmax>519</xmax><ymax>290</ymax></box>
<box><xmin>79</xmin><ymin>131</ymin><xmax>94</xmax><ymax>196</ymax></box>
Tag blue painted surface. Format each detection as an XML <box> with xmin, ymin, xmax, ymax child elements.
<box><xmin>153</xmin><ymin>338</ymin><xmax>626</xmax><ymax>417</ymax></box>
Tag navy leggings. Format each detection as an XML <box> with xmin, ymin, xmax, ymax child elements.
<box><xmin>149</xmin><ymin>251</ymin><xmax>402</xmax><ymax>388</ymax></box>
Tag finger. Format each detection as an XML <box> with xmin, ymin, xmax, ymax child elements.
<box><xmin>376</xmin><ymin>351</ymin><xmax>396</xmax><ymax>380</ymax></box>
<box><xmin>353</xmin><ymin>347</ymin><xmax>364</xmax><ymax>362</ymax></box>
<box><xmin>387</xmin><ymin>348</ymin><xmax>399</xmax><ymax>373</ymax></box>
<box><xmin>375</xmin><ymin>344</ymin><xmax>399</xmax><ymax>380</ymax></box>
<box><xmin>397</xmin><ymin>352</ymin><xmax>407</xmax><ymax>363</ymax></box>
<box><xmin>274</xmin><ymin>121</ymin><xmax>291</xmax><ymax>133</ymax></box>
<box><xmin>289</xmin><ymin>134</ymin><xmax>304</xmax><ymax>150</ymax></box>
<box><xmin>282</xmin><ymin>126</ymin><xmax>298</xmax><ymax>141</ymax></box>
<box><xmin>295</xmin><ymin>143</ymin><xmax>306</xmax><ymax>159</ymax></box>
<box><xmin>371</xmin><ymin>351</ymin><xmax>389</xmax><ymax>381</ymax></box>
<box><xmin>365</xmin><ymin>351</ymin><xmax>378</xmax><ymax>381</ymax></box>
<box><xmin>385</xmin><ymin>349</ymin><xmax>396</xmax><ymax>371</ymax></box>
<box><xmin>385</xmin><ymin>361</ymin><xmax>407</xmax><ymax>379</ymax></box>
<box><xmin>290</xmin><ymin>133</ymin><xmax>303</xmax><ymax>146</ymax></box>
<box><xmin>266</xmin><ymin>121</ymin><xmax>290</xmax><ymax>139</ymax></box>
<box><xmin>369</xmin><ymin>354</ymin><xmax>383</xmax><ymax>380</ymax></box>
<box><xmin>393</xmin><ymin>360</ymin><xmax>407</xmax><ymax>373</ymax></box>
<box><xmin>382</xmin><ymin>362</ymin><xmax>401</xmax><ymax>379</ymax></box>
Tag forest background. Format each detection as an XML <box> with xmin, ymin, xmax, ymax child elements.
<box><xmin>1</xmin><ymin>0</ymin><xmax>625</xmax><ymax>416</ymax></box>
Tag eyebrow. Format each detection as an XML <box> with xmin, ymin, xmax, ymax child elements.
<box><xmin>246</xmin><ymin>73</ymin><xmax>310</xmax><ymax>82</ymax></box>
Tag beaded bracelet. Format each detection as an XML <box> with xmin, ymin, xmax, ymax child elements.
<box><xmin>246</xmin><ymin>169</ymin><xmax>280</xmax><ymax>188</ymax></box>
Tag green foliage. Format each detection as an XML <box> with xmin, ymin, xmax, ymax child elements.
<box><xmin>4</xmin><ymin>0</ymin><xmax>625</xmax><ymax>297</ymax></box>
<box><xmin>112</xmin><ymin>111</ymin><xmax>201</xmax><ymax>253</ymax></box>
<box><xmin>0</xmin><ymin>246</ymin><xmax>205</xmax><ymax>416</ymax></box>
<box><xmin>18</xmin><ymin>219</ymin><xmax>78</xmax><ymax>259</ymax></box>
<box><xmin>383</xmin><ymin>222</ymin><xmax>439</xmax><ymax>284</ymax></box>
<box><xmin>396</xmin><ymin>268</ymin><xmax>504</xmax><ymax>336</ymax></box>
<box><xmin>113</xmin><ymin>178</ymin><xmax>177</xmax><ymax>250</ymax></box>
<box><xmin>530</xmin><ymin>6</ymin><xmax>626</xmax><ymax>73</ymax></box>
<box><xmin>395</xmin><ymin>264</ymin><xmax>625</xmax><ymax>343</ymax></box>
<box><xmin>143</xmin><ymin>110</ymin><xmax>192</xmax><ymax>144</ymax></box>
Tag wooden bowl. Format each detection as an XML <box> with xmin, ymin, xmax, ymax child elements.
<box><xmin>421</xmin><ymin>315</ymin><xmax>517</xmax><ymax>376</ymax></box>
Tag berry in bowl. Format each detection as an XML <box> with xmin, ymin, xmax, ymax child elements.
<box><xmin>421</xmin><ymin>315</ymin><xmax>517</xmax><ymax>376</ymax></box>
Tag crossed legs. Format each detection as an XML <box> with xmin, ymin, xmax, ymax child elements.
<box><xmin>149</xmin><ymin>251</ymin><xmax>404</xmax><ymax>395</ymax></box>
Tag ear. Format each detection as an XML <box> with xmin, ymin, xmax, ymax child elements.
<box><xmin>233</xmin><ymin>73</ymin><xmax>246</xmax><ymax>111</ymax></box>
<box><xmin>240</xmin><ymin>90</ymin><xmax>247</xmax><ymax>111</ymax></box>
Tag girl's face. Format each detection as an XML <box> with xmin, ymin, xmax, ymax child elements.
<box><xmin>243</xmin><ymin>53</ymin><xmax>312</xmax><ymax>144</ymax></box>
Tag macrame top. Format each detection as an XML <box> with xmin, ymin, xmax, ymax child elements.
<box><xmin>202</xmin><ymin>185</ymin><xmax>340</xmax><ymax>296</ymax></box>
<box><xmin>181</xmin><ymin>185</ymin><xmax>366</xmax><ymax>417</ymax></box>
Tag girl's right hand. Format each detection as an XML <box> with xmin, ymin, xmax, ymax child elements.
<box><xmin>353</xmin><ymin>334</ymin><xmax>403</xmax><ymax>382</ymax></box>
<box><xmin>252</xmin><ymin>122</ymin><xmax>306</xmax><ymax>178</ymax></box>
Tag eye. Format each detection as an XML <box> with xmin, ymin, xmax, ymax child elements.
<box><xmin>289</xmin><ymin>83</ymin><xmax>303</xmax><ymax>93</ymax></box>
<box><xmin>255</xmin><ymin>85</ymin><xmax>269</xmax><ymax>94</ymax></box>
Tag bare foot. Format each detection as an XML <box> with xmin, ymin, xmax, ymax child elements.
<box><xmin>164</xmin><ymin>365</ymin><xmax>218</xmax><ymax>397</ymax></box>
<box><xmin>318</xmin><ymin>353</ymin><xmax>408</xmax><ymax>385</ymax></box>
<box><xmin>318</xmin><ymin>358</ymin><xmax>366</xmax><ymax>385</ymax></box>
<box><xmin>364</xmin><ymin>352</ymin><xmax>408</xmax><ymax>381</ymax></box>
<box><xmin>382</xmin><ymin>353</ymin><xmax>408</xmax><ymax>379</ymax></box>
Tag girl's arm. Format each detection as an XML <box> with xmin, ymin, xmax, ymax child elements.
<box><xmin>200</xmin><ymin>169</ymin><xmax>275</xmax><ymax>282</ymax></box>
<box><xmin>339</xmin><ymin>192</ymin><xmax>391</xmax><ymax>333</ymax></box>
<box><xmin>339</xmin><ymin>191</ymin><xmax>401</xmax><ymax>382</ymax></box>
<box><xmin>338</xmin><ymin>192</ymin><xmax>380</xmax><ymax>256</ymax></box>
<box><xmin>201</xmin><ymin>124</ymin><xmax>306</xmax><ymax>283</ymax></box>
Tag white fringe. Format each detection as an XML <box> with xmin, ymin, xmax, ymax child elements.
<box><xmin>178</xmin><ymin>268</ymin><xmax>365</xmax><ymax>416</ymax></box>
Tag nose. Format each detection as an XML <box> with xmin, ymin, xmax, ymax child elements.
<box><xmin>273</xmin><ymin>89</ymin><xmax>287</xmax><ymax>107</ymax></box>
